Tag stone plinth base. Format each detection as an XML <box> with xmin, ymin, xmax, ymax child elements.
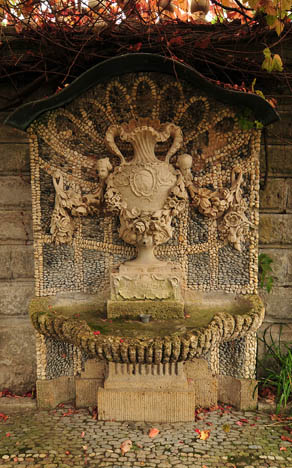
<box><xmin>107</xmin><ymin>299</ymin><xmax>184</xmax><ymax>319</ymax></box>
<box><xmin>36</xmin><ymin>376</ymin><xmax>75</xmax><ymax>409</ymax></box>
<box><xmin>97</xmin><ymin>389</ymin><xmax>195</xmax><ymax>422</ymax></box>
<box><xmin>218</xmin><ymin>375</ymin><xmax>258</xmax><ymax>410</ymax></box>
<box><xmin>108</xmin><ymin>262</ymin><xmax>184</xmax><ymax>319</ymax></box>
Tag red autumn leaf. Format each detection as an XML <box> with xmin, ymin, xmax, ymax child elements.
<box><xmin>6</xmin><ymin>433</ymin><xmax>11</xmax><ymax>437</ymax></box>
<box><xmin>195</xmin><ymin>428</ymin><xmax>201</xmax><ymax>434</ymax></box>
<box><xmin>280</xmin><ymin>446</ymin><xmax>287</xmax><ymax>451</ymax></box>
<box><xmin>65</xmin><ymin>450</ymin><xmax>70</xmax><ymax>455</ymax></box>
<box><xmin>169</xmin><ymin>36</ymin><xmax>184</xmax><ymax>46</ymax></box>
<box><xmin>239</xmin><ymin>418</ymin><xmax>249</xmax><ymax>423</ymax></box>
<box><xmin>93</xmin><ymin>331</ymin><xmax>100</xmax><ymax>335</ymax></box>
<box><xmin>149</xmin><ymin>428</ymin><xmax>160</xmax><ymax>438</ymax></box>
<box><xmin>81</xmin><ymin>431</ymin><xmax>85</xmax><ymax>438</ymax></box>
<box><xmin>120</xmin><ymin>339</ymin><xmax>124</xmax><ymax>343</ymax></box>
<box><xmin>235</xmin><ymin>421</ymin><xmax>243</xmax><ymax>426</ymax></box>
<box><xmin>194</xmin><ymin>37</ymin><xmax>210</xmax><ymax>49</ymax></box>
<box><xmin>206</xmin><ymin>422</ymin><xmax>213</xmax><ymax>426</ymax></box>
<box><xmin>0</xmin><ymin>413</ymin><xmax>8</xmax><ymax>421</ymax></box>
<box><xmin>281</xmin><ymin>435</ymin><xmax>292</xmax><ymax>443</ymax></box>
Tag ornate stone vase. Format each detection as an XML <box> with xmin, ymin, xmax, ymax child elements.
<box><xmin>104</xmin><ymin>118</ymin><xmax>188</xmax><ymax>267</ymax></box>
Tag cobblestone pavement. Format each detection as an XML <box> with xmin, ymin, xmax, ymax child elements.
<box><xmin>1</xmin><ymin>404</ymin><xmax>292</xmax><ymax>468</ymax></box>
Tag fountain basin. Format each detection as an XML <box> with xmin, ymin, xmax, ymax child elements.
<box><xmin>30</xmin><ymin>293</ymin><xmax>264</xmax><ymax>364</ymax></box>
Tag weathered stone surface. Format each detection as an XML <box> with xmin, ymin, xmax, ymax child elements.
<box><xmin>218</xmin><ymin>375</ymin><xmax>258</xmax><ymax>410</ymax></box>
<box><xmin>259</xmin><ymin>214</ymin><xmax>292</xmax><ymax>244</ymax></box>
<box><xmin>0</xmin><ymin>396</ymin><xmax>36</xmax><ymax>412</ymax></box>
<box><xmin>0</xmin><ymin>124</ymin><xmax>29</xmax><ymax>143</ymax></box>
<box><xmin>37</xmin><ymin>377</ymin><xmax>75</xmax><ymax>409</ymax></box>
<box><xmin>75</xmin><ymin>378</ymin><xmax>103</xmax><ymax>408</ymax></box>
<box><xmin>97</xmin><ymin>389</ymin><xmax>196</xmax><ymax>422</ymax></box>
<box><xmin>287</xmin><ymin>179</ymin><xmax>292</xmax><ymax>212</ymax></box>
<box><xmin>107</xmin><ymin>299</ymin><xmax>184</xmax><ymax>319</ymax></box>
<box><xmin>104</xmin><ymin>362</ymin><xmax>188</xmax><ymax>390</ymax></box>
<box><xmin>260</xmin><ymin>178</ymin><xmax>287</xmax><ymax>212</ymax></box>
<box><xmin>260</xmin><ymin>287</ymin><xmax>292</xmax><ymax>321</ymax></box>
<box><xmin>0</xmin><ymin>210</ymin><xmax>33</xmax><ymax>241</ymax></box>
<box><xmin>0</xmin><ymin>245</ymin><xmax>34</xmax><ymax>280</ymax></box>
<box><xmin>260</xmin><ymin>145</ymin><xmax>292</xmax><ymax>176</ymax></box>
<box><xmin>265</xmin><ymin>111</ymin><xmax>292</xmax><ymax>145</ymax></box>
<box><xmin>0</xmin><ymin>316</ymin><xmax>36</xmax><ymax>393</ymax></box>
<box><xmin>0</xmin><ymin>175</ymin><xmax>31</xmax><ymax>208</ymax></box>
<box><xmin>0</xmin><ymin>280</ymin><xmax>34</xmax><ymax>315</ymax></box>
<box><xmin>259</xmin><ymin>248</ymin><xmax>292</xmax><ymax>286</ymax></box>
<box><xmin>184</xmin><ymin>359</ymin><xmax>218</xmax><ymax>407</ymax></box>
<box><xmin>0</xmin><ymin>143</ymin><xmax>30</xmax><ymax>174</ymax></box>
<box><xmin>80</xmin><ymin>359</ymin><xmax>106</xmax><ymax>379</ymax></box>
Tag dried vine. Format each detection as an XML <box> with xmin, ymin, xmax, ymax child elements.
<box><xmin>0</xmin><ymin>0</ymin><xmax>291</xmax><ymax>111</ymax></box>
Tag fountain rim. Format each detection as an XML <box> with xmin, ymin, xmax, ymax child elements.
<box><xmin>30</xmin><ymin>294</ymin><xmax>264</xmax><ymax>364</ymax></box>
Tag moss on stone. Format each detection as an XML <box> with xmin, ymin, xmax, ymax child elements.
<box><xmin>29</xmin><ymin>294</ymin><xmax>265</xmax><ymax>363</ymax></box>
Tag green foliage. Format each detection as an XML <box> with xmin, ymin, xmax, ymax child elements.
<box><xmin>262</xmin><ymin>48</ymin><xmax>283</xmax><ymax>73</ymax></box>
<box><xmin>258</xmin><ymin>253</ymin><xmax>274</xmax><ymax>293</ymax></box>
<box><xmin>237</xmin><ymin>108</ymin><xmax>264</xmax><ymax>131</ymax></box>
<box><xmin>257</xmin><ymin>324</ymin><xmax>292</xmax><ymax>413</ymax></box>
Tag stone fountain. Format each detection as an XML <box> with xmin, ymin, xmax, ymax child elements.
<box><xmin>6</xmin><ymin>54</ymin><xmax>278</xmax><ymax>421</ymax></box>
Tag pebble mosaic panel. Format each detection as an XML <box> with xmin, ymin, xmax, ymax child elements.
<box><xmin>28</xmin><ymin>72</ymin><xmax>261</xmax><ymax>297</ymax></box>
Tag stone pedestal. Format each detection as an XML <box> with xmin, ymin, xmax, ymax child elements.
<box><xmin>97</xmin><ymin>362</ymin><xmax>196</xmax><ymax>422</ymax></box>
<box><xmin>107</xmin><ymin>263</ymin><xmax>184</xmax><ymax>319</ymax></box>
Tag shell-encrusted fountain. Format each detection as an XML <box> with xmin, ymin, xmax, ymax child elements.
<box><xmin>5</xmin><ymin>54</ymin><xmax>279</xmax><ymax>419</ymax></box>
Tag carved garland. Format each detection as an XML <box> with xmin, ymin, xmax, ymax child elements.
<box><xmin>49</xmin><ymin>120</ymin><xmax>254</xmax><ymax>252</ymax></box>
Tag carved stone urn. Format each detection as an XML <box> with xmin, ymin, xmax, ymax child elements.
<box><xmin>104</xmin><ymin>118</ymin><xmax>188</xmax><ymax>268</ymax></box>
<box><xmin>104</xmin><ymin>118</ymin><xmax>188</xmax><ymax>317</ymax></box>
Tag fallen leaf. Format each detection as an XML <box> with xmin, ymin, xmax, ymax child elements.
<box><xmin>281</xmin><ymin>435</ymin><xmax>292</xmax><ymax>443</ymax></box>
<box><xmin>120</xmin><ymin>439</ymin><xmax>132</xmax><ymax>455</ymax></box>
<box><xmin>235</xmin><ymin>421</ymin><xmax>243</xmax><ymax>426</ymax></box>
<box><xmin>149</xmin><ymin>428</ymin><xmax>160</xmax><ymax>438</ymax></box>
<box><xmin>93</xmin><ymin>331</ymin><xmax>100</xmax><ymax>335</ymax></box>
<box><xmin>222</xmin><ymin>424</ymin><xmax>230</xmax><ymax>433</ymax></box>
<box><xmin>5</xmin><ymin>433</ymin><xmax>11</xmax><ymax>437</ymax></box>
<box><xmin>280</xmin><ymin>446</ymin><xmax>287</xmax><ymax>451</ymax></box>
<box><xmin>81</xmin><ymin>431</ymin><xmax>85</xmax><ymax>438</ymax></box>
<box><xmin>0</xmin><ymin>413</ymin><xmax>8</xmax><ymax>422</ymax></box>
<box><xmin>206</xmin><ymin>422</ymin><xmax>213</xmax><ymax>426</ymax></box>
<box><xmin>199</xmin><ymin>430</ymin><xmax>210</xmax><ymax>440</ymax></box>
<box><xmin>239</xmin><ymin>418</ymin><xmax>249</xmax><ymax>423</ymax></box>
<box><xmin>65</xmin><ymin>450</ymin><xmax>70</xmax><ymax>455</ymax></box>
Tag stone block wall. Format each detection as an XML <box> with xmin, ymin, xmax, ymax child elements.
<box><xmin>0</xmin><ymin>82</ymin><xmax>291</xmax><ymax>393</ymax></box>
<box><xmin>258</xmin><ymin>91</ymin><xmax>292</xmax><ymax>361</ymax></box>
<box><xmin>0</xmin><ymin>123</ymin><xmax>36</xmax><ymax>393</ymax></box>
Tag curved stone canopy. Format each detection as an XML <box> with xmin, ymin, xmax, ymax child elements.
<box><xmin>5</xmin><ymin>53</ymin><xmax>279</xmax><ymax>130</ymax></box>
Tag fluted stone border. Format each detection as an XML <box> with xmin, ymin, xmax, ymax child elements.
<box><xmin>30</xmin><ymin>295</ymin><xmax>264</xmax><ymax>364</ymax></box>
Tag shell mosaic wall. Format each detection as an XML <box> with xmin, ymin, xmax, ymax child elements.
<box><xmin>28</xmin><ymin>72</ymin><xmax>261</xmax><ymax>298</ymax></box>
